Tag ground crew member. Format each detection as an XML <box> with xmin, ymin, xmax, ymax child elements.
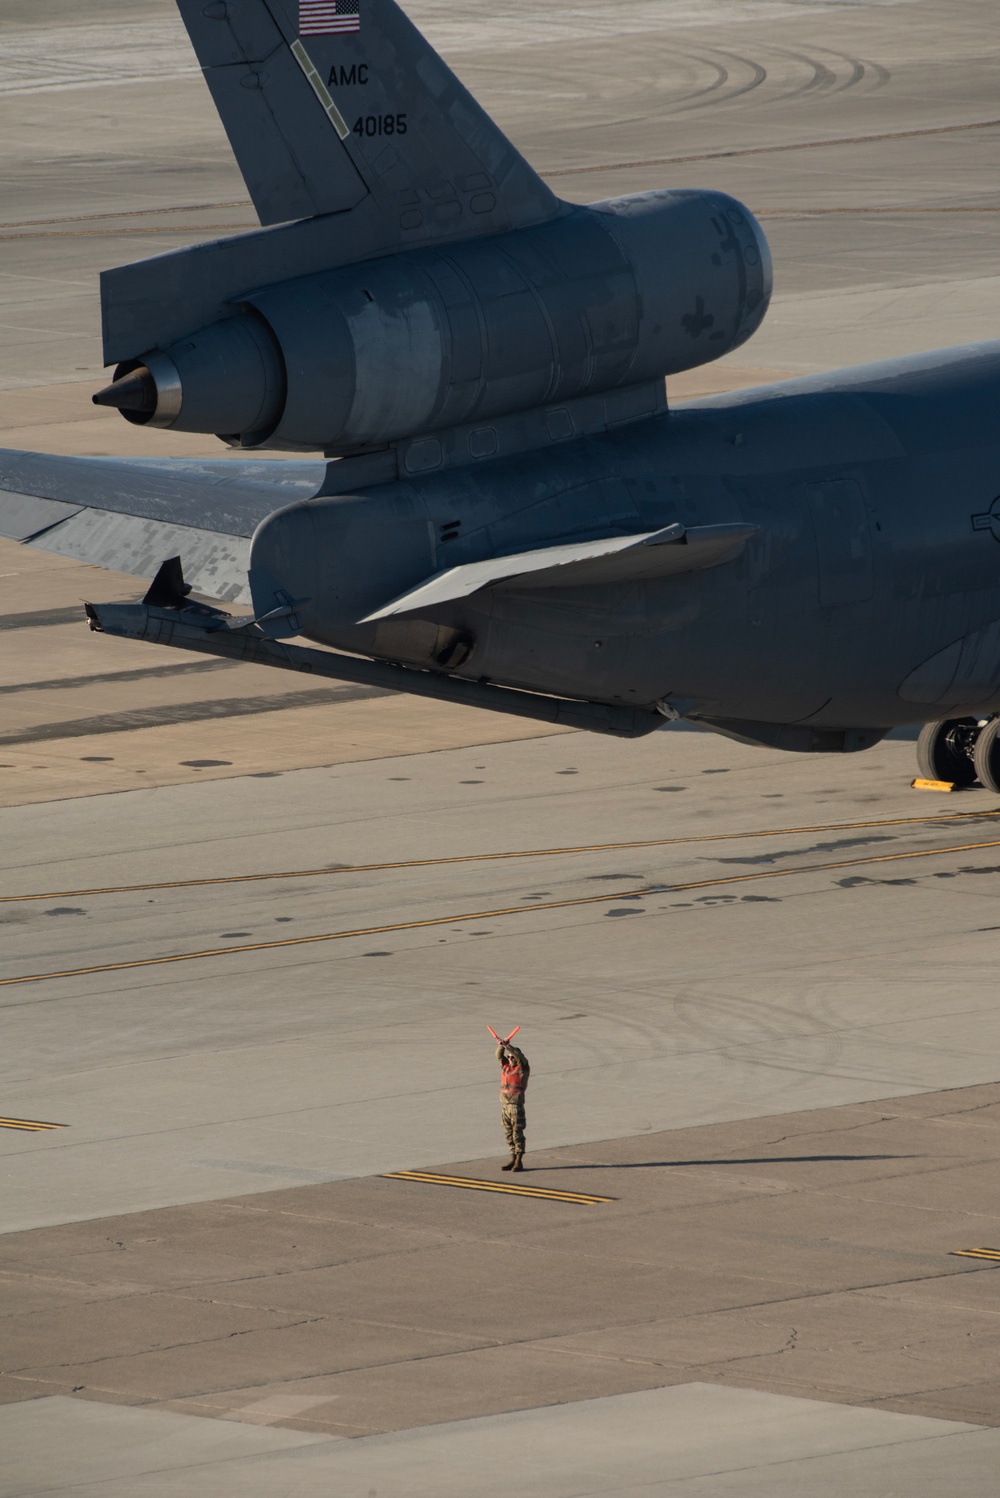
<box><xmin>497</xmin><ymin>1041</ymin><xmax>529</xmax><ymax>1171</ymax></box>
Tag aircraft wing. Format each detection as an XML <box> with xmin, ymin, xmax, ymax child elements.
<box><xmin>361</xmin><ymin>524</ymin><xmax>758</xmax><ymax>621</ymax></box>
<box><xmin>0</xmin><ymin>450</ymin><xmax>325</xmax><ymax>605</ymax></box>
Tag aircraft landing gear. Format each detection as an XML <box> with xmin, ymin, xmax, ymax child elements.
<box><xmin>916</xmin><ymin>716</ymin><xmax>1000</xmax><ymax>791</ymax></box>
<box><xmin>973</xmin><ymin>718</ymin><xmax>1000</xmax><ymax>793</ymax></box>
<box><xmin>916</xmin><ymin>717</ymin><xmax>981</xmax><ymax>787</ymax></box>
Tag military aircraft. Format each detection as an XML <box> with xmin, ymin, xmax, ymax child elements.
<box><xmin>2</xmin><ymin>0</ymin><xmax>999</xmax><ymax>789</ymax></box>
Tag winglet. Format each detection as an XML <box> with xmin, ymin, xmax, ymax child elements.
<box><xmin>142</xmin><ymin>556</ymin><xmax>231</xmax><ymax>622</ymax></box>
<box><xmin>143</xmin><ymin>556</ymin><xmax>192</xmax><ymax>609</ymax></box>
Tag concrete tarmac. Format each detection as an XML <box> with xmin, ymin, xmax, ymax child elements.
<box><xmin>0</xmin><ymin>537</ymin><xmax>572</xmax><ymax>808</ymax></box>
<box><xmin>5</xmin><ymin>1387</ymin><xmax>1000</xmax><ymax>1498</ymax></box>
<box><xmin>4</xmin><ymin>1084</ymin><xmax>1000</xmax><ymax>1434</ymax></box>
<box><xmin>6</xmin><ymin>726</ymin><xmax>1000</xmax><ymax>1234</ymax></box>
<box><xmin>2</xmin><ymin>0</ymin><xmax>1000</xmax><ymax>1492</ymax></box>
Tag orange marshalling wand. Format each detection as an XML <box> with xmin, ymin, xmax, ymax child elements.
<box><xmin>487</xmin><ymin>1025</ymin><xmax>520</xmax><ymax>1045</ymax></box>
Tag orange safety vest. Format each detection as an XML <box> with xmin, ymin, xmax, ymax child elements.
<box><xmin>501</xmin><ymin>1059</ymin><xmax>526</xmax><ymax>1099</ymax></box>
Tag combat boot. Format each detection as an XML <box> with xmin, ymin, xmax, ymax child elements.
<box><xmin>501</xmin><ymin>1153</ymin><xmax>517</xmax><ymax>1171</ymax></box>
<box><xmin>511</xmin><ymin>1152</ymin><xmax>524</xmax><ymax>1172</ymax></box>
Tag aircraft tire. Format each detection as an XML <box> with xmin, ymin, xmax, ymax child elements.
<box><xmin>972</xmin><ymin>717</ymin><xmax>1000</xmax><ymax>793</ymax></box>
<box><xmin>916</xmin><ymin>718</ymin><xmax>979</xmax><ymax>787</ymax></box>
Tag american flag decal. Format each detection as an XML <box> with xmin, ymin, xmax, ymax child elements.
<box><xmin>299</xmin><ymin>0</ymin><xmax>361</xmax><ymax>36</ymax></box>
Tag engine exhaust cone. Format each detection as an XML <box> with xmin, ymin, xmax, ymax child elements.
<box><xmin>92</xmin><ymin>366</ymin><xmax>157</xmax><ymax>414</ymax></box>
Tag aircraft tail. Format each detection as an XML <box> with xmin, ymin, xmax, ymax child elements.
<box><xmin>176</xmin><ymin>0</ymin><xmax>559</xmax><ymax>238</ymax></box>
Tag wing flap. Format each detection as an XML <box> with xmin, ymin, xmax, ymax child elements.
<box><xmin>0</xmin><ymin>492</ymin><xmax>82</xmax><ymax>543</ymax></box>
<box><xmin>361</xmin><ymin>523</ymin><xmax>757</xmax><ymax>621</ymax></box>
<box><xmin>0</xmin><ymin>450</ymin><xmax>325</xmax><ymax>604</ymax></box>
<box><xmin>24</xmin><ymin>512</ymin><xmax>252</xmax><ymax>605</ymax></box>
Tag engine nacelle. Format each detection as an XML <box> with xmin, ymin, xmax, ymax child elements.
<box><xmin>94</xmin><ymin>189</ymin><xmax>771</xmax><ymax>451</ymax></box>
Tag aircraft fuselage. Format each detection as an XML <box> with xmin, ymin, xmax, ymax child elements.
<box><xmin>249</xmin><ymin>340</ymin><xmax>1000</xmax><ymax>748</ymax></box>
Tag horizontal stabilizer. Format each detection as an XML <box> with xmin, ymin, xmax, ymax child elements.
<box><xmin>361</xmin><ymin>523</ymin><xmax>757</xmax><ymax>621</ymax></box>
<box><xmin>175</xmin><ymin>0</ymin><xmax>558</xmax><ymax>234</ymax></box>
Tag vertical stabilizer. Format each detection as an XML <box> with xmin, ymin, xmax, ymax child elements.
<box><xmin>176</xmin><ymin>0</ymin><xmax>560</xmax><ymax>239</ymax></box>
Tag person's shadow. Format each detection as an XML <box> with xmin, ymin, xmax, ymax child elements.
<box><xmin>536</xmin><ymin>1154</ymin><xmax>920</xmax><ymax>1170</ymax></box>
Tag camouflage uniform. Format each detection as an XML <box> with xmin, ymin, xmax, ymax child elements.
<box><xmin>498</xmin><ymin>1044</ymin><xmax>529</xmax><ymax>1157</ymax></box>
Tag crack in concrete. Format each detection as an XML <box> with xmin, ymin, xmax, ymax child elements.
<box><xmin>4</xmin><ymin>1314</ymin><xmax>325</xmax><ymax>1376</ymax></box>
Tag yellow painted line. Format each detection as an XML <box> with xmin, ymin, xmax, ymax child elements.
<box><xmin>6</xmin><ymin>832</ymin><xmax>1000</xmax><ymax>991</ymax></box>
<box><xmin>0</xmin><ymin>1118</ymin><xmax>66</xmax><ymax>1131</ymax></box>
<box><xmin>952</xmin><ymin>1248</ymin><xmax>1000</xmax><ymax>1262</ymax></box>
<box><xmin>5</xmin><ymin>808</ymin><xmax>1000</xmax><ymax>906</ymax></box>
<box><xmin>386</xmin><ymin>1170</ymin><xmax>612</xmax><ymax>1203</ymax></box>
<box><xmin>383</xmin><ymin>1171</ymin><xmax>613</xmax><ymax>1203</ymax></box>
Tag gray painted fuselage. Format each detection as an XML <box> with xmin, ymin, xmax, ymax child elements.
<box><xmin>251</xmin><ymin>341</ymin><xmax>1000</xmax><ymax>736</ymax></box>
<box><xmin>7</xmin><ymin>0</ymin><xmax>998</xmax><ymax>755</ymax></box>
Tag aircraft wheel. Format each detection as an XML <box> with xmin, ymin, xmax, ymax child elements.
<box><xmin>973</xmin><ymin>717</ymin><xmax>1000</xmax><ymax>793</ymax></box>
<box><xmin>916</xmin><ymin>718</ymin><xmax>979</xmax><ymax>786</ymax></box>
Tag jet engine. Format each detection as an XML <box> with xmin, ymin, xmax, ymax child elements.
<box><xmin>94</xmin><ymin>188</ymin><xmax>771</xmax><ymax>453</ymax></box>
